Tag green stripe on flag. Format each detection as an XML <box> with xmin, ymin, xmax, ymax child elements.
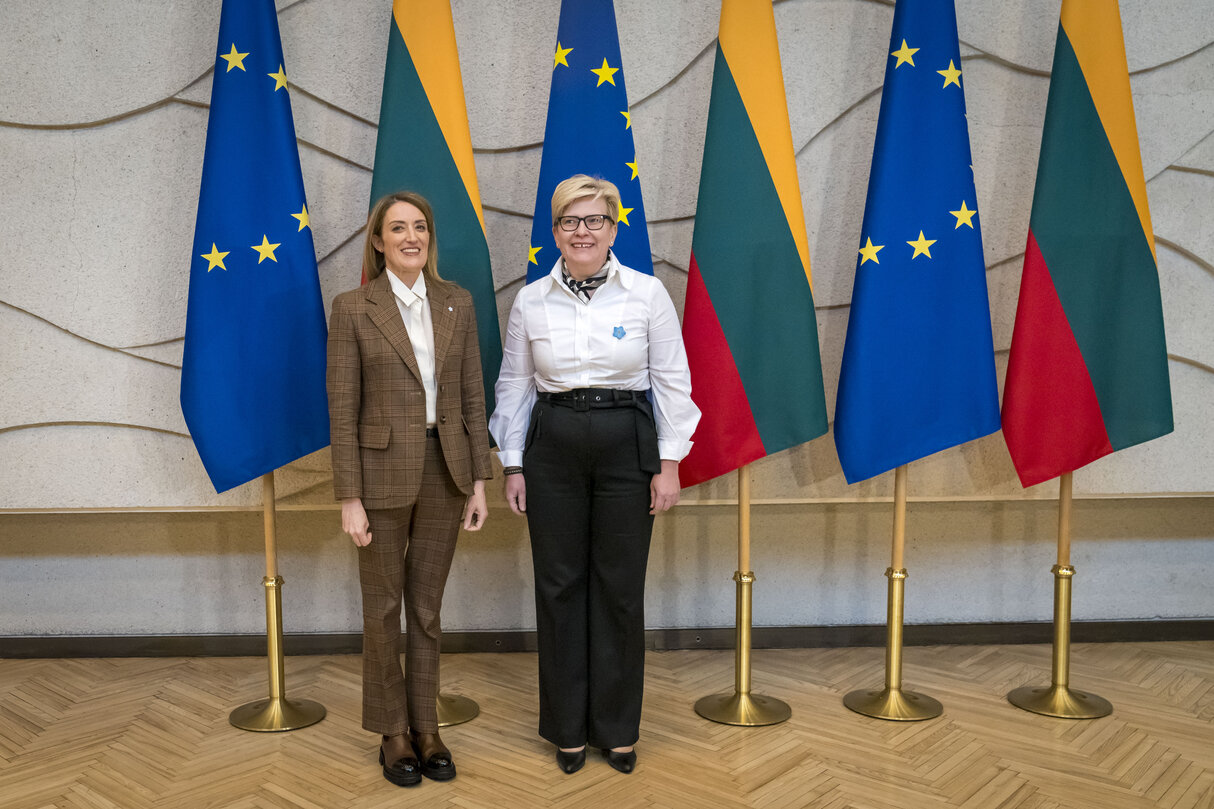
<box><xmin>1027</xmin><ymin>29</ymin><xmax>1171</xmax><ymax>451</ymax></box>
<box><xmin>691</xmin><ymin>49</ymin><xmax>827</xmax><ymax>452</ymax></box>
<box><xmin>371</xmin><ymin>18</ymin><xmax>502</xmax><ymax>411</ymax></box>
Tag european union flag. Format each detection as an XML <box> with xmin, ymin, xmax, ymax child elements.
<box><xmin>525</xmin><ymin>0</ymin><xmax>652</xmax><ymax>282</ymax></box>
<box><xmin>181</xmin><ymin>0</ymin><xmax>329</xmax><ymax>493</ymax></box>
<box><xmin>833</xmin><ymin>0</ymin><xmax>1000</xmax><ymax>484</ymax></box>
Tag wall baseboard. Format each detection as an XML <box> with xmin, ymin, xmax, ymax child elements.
<box><xmin>2</xmin><ymin>620</ymin><xmax>1210</xmax><ymax>659</ymax></box>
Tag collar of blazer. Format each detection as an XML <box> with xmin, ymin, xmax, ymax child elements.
<box><xmin>364</xmin><ymin>272</ymin><xmax>457</xmax><ymax>384</ymax></box>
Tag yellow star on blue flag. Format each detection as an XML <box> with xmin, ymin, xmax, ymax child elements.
<box><xmin>182</xmin><ymin>0</ymin><xmax>328</xmax><ymax>493</ymax></box>
<box><xmin>526</xmin><ymin>0</ymin><xmax>652</xmax><ymax>282</ymax></box>
<box><xmin>834</xmin><ymin>0</ymin><xmax>999</xmax><ymax>484</ymax></box>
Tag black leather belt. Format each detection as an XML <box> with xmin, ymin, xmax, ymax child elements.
<box><xmin>425</xmin><ymin>426</ymin><xmax>439</xmax><ymax>438</ymax></box>
<box><xmin>537</xmin><ymin>388</ymin><xmax>648</xmax><ymax>411</ymax></box>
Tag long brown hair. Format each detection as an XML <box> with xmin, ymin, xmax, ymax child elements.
<box><xmin>363</xmin><ymin>191</ymin><xmax>448</xmax><ymax>287</ymax></box>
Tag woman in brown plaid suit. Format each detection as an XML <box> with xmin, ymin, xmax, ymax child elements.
<box><xmin>327</xmin><ymin>191</ymin><xmax>493</xmax><ymax>788</ymax></box>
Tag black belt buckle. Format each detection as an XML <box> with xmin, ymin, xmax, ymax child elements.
<box><xmin>573</xmin><ymin>389</ymin><xmax>590</xmax><ymax>411</ymax></box>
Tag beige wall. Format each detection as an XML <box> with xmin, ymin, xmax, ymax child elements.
<box><xmin>1</xmin><ymin>0</ymin><xmax>1211</xmax><ymax>635</ymax></box>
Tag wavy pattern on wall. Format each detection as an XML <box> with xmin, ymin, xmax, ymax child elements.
<box><xmin>0</xmin><ymin>0</ymin><xmax>1209</xmax><ymax>507</ymax></box>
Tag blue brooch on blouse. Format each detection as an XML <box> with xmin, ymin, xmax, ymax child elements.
<box><xmin>612</xmin><ymin>326</ymin><xmax>626</xmax><ymax>340</ymax></box>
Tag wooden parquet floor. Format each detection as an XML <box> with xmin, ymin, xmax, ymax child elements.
<box><xmin>1</xmin><ymin>643</ymin><xmax>1212</xmax><ymax>808</ymax></box>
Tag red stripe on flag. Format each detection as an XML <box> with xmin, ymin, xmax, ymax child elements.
<box><xmin>680</xmin><ymin>253</ymin><xmax>764</xmax><ymax>487</ymax></box>
<box><xmin>1002</xmin><ymin>231</ymin><xmax>1113</xmax><ymax>487</ymax></box>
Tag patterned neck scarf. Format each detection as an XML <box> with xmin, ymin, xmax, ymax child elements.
<box><xmin>561</xmin><ymin>256</ymin><xmax>611</xmax><ymax>303</ymax></box>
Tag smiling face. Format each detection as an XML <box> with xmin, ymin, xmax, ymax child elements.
<box><xmin>553</xmin><ymin>196</ymin><xmax>617</xmax><ymax>280</ymax></box>
<box><xmin>372</xmin><ymin>200</ymin><xmax>430</xmax><ymax>283</ymax></box>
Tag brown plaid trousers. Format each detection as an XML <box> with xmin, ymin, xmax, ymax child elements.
<box><xmin>327</xmin><ymin>273</ymin><xmax>493</xmax><ymax>734</ymax></box>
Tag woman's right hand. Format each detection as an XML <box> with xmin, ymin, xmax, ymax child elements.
<box><xmin>504</xmin><ymin>474</ymin><xmax>527</xmax><ymax>515</ymax></box>
<box><xmin>341</xmin><ymin>497</ymin><xmax>372</xmax><ymax>546</ymax></box>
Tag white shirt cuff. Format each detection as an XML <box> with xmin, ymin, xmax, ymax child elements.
<box><xmin>497</xmin><ymin>449</ymin><xmax>524</xmax><ymax>468</ymax></box>
<box><xmin>659</xmin><ymin>439</ymin><xmax>693</xmax><ymax>463</ymax></box>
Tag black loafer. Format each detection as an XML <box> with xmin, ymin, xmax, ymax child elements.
<box><xmin>601</xmin><ymin>748</ymin><xmax>636</xmax><ymax>774</ymax></box>
<box><xmin>378</xmin><ymin>747</ymin><xmax>422</xmax><ymax>787</ymax></box>
<box><xmin>410</xmin><ymin>737</ymin><xmax>457</xmax><ymax>782</ymax></box>
<box><xmin>556</xmin><ymin>747</ymin><xmax>586</xmax><ymax>774</ymax></box>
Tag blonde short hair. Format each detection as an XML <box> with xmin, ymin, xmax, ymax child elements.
<box><xmin>550</xmin><ymin>174</ymin><xmax>621</xmax><ymax>223</ymax></box>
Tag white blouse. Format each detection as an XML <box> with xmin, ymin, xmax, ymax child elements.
<box><xmin>385</xmin><ymin>270</ymin><xmax>437</xmax><ymax>426</ymax></box>
<box><xmin>490</xmin><ymin>254</ymin><xmax>700</xmax><ymax>468</ymax></box>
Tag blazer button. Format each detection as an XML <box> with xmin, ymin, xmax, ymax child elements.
<box><xmin>440</xmin><ymin>416</ymin><xmax>447</xmax><ymax>424</ymax></box>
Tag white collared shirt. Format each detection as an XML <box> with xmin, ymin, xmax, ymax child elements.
<box><xmin>385</xmin><ymin>270</ymin><xmax>437</xmax><ymax>425</ymax></box>
<box><xmin>490</xmin><ymin>253</ymin><xmax>701</xmax><ymax>467</ymax></box>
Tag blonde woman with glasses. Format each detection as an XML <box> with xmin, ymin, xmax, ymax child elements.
<box><xmin>490</xmin><ymin>175</ymin><xmax>700</xmax><ymax>775</ymax></box>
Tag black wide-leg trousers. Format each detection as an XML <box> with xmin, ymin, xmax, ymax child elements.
<box><xmin>524</xmin><ymin>399</ymin><xmax>657</xmax><ymax>749</ymax></box>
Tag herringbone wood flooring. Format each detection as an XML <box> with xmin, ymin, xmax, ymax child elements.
<box><xmin>1</xmin><ymin>643</ymin><xmax>1212</xmax><ymax>808</ymax></box>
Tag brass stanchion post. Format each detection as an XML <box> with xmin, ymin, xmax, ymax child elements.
<box><xmin>694</xmin><ymin>464</ymin><xmax>792</xmax><ymax>726</ymax></box>
<box><xmin>843</xmin><ymin>465</ymin><xmax>942</xmax><ymax>720</ymax></box>
<box><xmin>229</xmin><ymin>472</ymin><xmax>327</xmax><ymax>731</ymax></box>
<box><xmin>1007</xmin><ymin>472</ymin><xmax>1112</xmax><ymax>718</ymax></box>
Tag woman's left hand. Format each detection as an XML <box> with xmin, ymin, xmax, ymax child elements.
<box><xmin>463</xmin><ymin>479</ymin><xmax>488</xmax><ymax>531</ymax></box>
<box><xmin>649</xmin><ymin>460</ymin><xmax>681</xmax><ymax>515</ymax></box>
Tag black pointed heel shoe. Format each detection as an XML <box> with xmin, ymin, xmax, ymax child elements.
<box><xmin>556</xmin><ymin>746</ymin><xmax>586</xmax><ymax>774</ymax></box>
<box><xmin>601</xmin><ymin>747</ymin><xmax>636</xmax><ymax>774</ymax></box>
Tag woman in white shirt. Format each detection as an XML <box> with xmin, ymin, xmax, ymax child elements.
<box><xmin>490</xmin><ymin>175</ymin><xmax>700</xmax><ymax>775</ymax></box>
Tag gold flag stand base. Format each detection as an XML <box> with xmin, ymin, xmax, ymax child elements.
<box><xmin>695</xmin><ymin>467</ymin><xmax>792</xmax><ymax>727</ymax></box>
<box><xmin>1006</xmin><ymin>475</ymin><xmax>1112</xmax><ymax>720</ymax></box>
<box><xmin>1007</xmin><ymin>684</ymin><xmax>1112</xmax><ymax>719</ymax></box>
<box><xmin>1006</xmin><ymin>564</ymin><xmax>1112</xmax><ymax>720</ymax></box>
<box><xmin>843</xmin><ymin>565</ymin><xmax>943</xmax><ymax>722</ymax></box>
<box><xmin>694</xmin><ymin>691</ymin><xmax>791</xmax><ymax>727</ymax></box>
<box><xmin>230</xmin><ymin>696</ymin><xmax>327</xmax><ymax>732</ymax></box>
<box><xmin>229</xmin><ymin>473</ymin><xmax>326</xmax><ymax>733</ymax></box>
<box><xmin>437</xmin><ymin>692</ymin><xmax>480</xmax><ymax>727</ymax></box>
<box><xmin>695</xmin><ymin>571</ymin><xmax>792</xmax><ymax>726</ymax></box>
<box><xmin>229</xmin><ymin>572</ymin><xmax>326</xmax><ymax>732</ymax></box>
<box><xmin>843</xmin><ymin>468</ymin><xmax>942</xmax><ymax>722</ymax></box>
<box><xmin>843</xmin><ymin>685</ymin><xmax>943</xmax><ymax>721</ymax></box>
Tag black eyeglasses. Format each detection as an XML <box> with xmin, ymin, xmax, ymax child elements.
<box><xmin>555</xmin><ymin>214</ymin><xmax>613</xmax><ymax>232</ymax></box>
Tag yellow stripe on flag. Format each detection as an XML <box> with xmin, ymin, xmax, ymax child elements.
<box><xmin>392</xmin><ymin>0</ymin><xmax>487</xmax><ymax>234</ymax></box>
<box><xmin>718</xmin><ymin>0</ymin><xmax>813</xmax><ymax>286</ymax></box>
<box><xmin>1060</xmin><ymin>0</ymin><xmax>1156</xmax><ymax>260</ymax></box>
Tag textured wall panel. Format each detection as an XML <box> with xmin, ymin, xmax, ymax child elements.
<box><xmin>0</xmin><ymin>1</ymin><xmax>1209</xmax><ymax>634</ymax></box>
<box><xmin>0</xmin><ymin>0</ymin><xmax>221</xmax><ymax>126</ymax></box>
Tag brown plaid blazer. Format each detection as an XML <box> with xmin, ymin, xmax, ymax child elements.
<box><xmin>327</xmin><ymin>273</ymin><xmax>493</xmax><ymax>509</ymax></box>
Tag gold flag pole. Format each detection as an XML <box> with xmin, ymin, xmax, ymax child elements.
<box><xmin>230</xmin><ymin>471</ymin><xmax>327</xmax><ymax>731</ymax></box>
<box><xmin>844</xmin><ymin>464</ymin><xmax>942</xmax><ymax>720</ymax></box>
<box><xmin>1007</xmin><ymin>471</ymin><xmax>1112</xmax><ymax>718</ymax></box>
<box><xmin>695</xmin><ymin>463</ymin><xmax>792</xmax><ymax>726</ymax></box>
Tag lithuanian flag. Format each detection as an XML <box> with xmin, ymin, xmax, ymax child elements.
<box><xmin>1001</xmin><ymin>0</ymin><xmax>1173</xmax><ymax>488</ymax></box>
<box><xmin>369</xmin><ymin>0</ymin><xmax>502</xmax><ymax>410</ymax></box>
<box><xmin>679</xmin><ymin>0</ymin><xmax>827</xmax><ymax>488</ymax></box>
